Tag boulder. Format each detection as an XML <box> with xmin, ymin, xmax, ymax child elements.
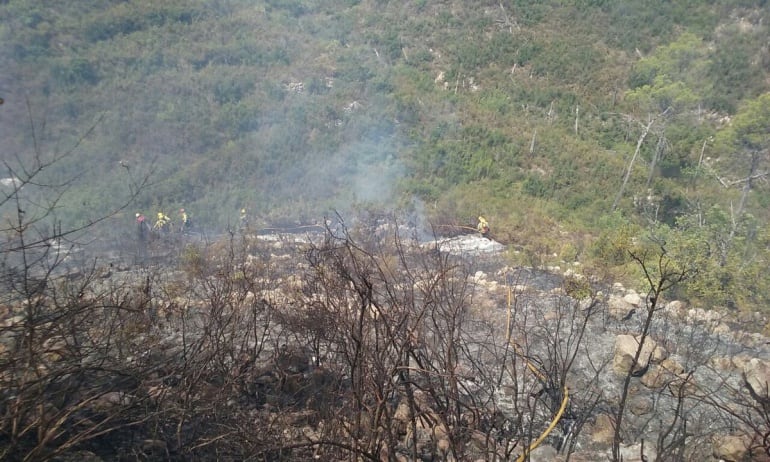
<box><xmin>709</xmin><ymin>355</ymin><xmax>734</xmax><ymax>372</ymax></box>
<box><xmin>623</xmin><ymin>291</ymin><xmax>642</xmax><ymax>306</ymax></box>
<box><xmin>628</xmin><ymin>394</ymin><xmax>653</xmax><ymax>415</ymax></box>
<box><xmin>612</xmin><ymin>443</ymin><xmax>656</xmax><ymax>462</ymax></box>
<box><xmin>663</xmin><ymin>300</ymin><xmax>687</xmax><ymax>319</ymax></box>
<box><xmin>613</xmin><ymin>335</ymin><xmax>666</xmax><ymax>375</ymax></box>
<box><xmin>528</xmin><ymin>444</ymin><xmax>564</xmax><ymax>462</ymax></box>
<box><xmin>667</xmin><ymin>375</ymin><xmax>698</xmax><ymax>398</ymax></box>
<box><xmin>589</xmin><ymin>413</ymin><xmax>615</xmax><ymax>445</ymax></box>
<box><xmin>608</xmin><ymin>295</ymin><xmax>635</xmax><ymax>321</ymax></box>
<box><xmin>713</xmin><ymin>434</ymin><xmax>751</xmax><ymax>462</ymax></box>
<box><xmin>640</xmin><ymin>358</ymin><xmax>685</xmax><ymax>389</ymax></box>
<box><xmin>743</xmin><ymin>358</ymin><xmax>770</xmax><ymax>399</ymax></box>
<box><xmin>712</xmin><ymin>433</ymin><xmax>770</xmax><ymax>462</ymax></box>
<box><xmin>731</xmin><ymin>354</ymin><xmax>755</xmax><ymax>371</ymax></box>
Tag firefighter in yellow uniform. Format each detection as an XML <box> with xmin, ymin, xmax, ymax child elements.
<box><xmin>477</xmin><ymin>216</ymin><xmax>490</xmax><ymax>239</ymax></box>
<box><xmin>154</xmin><ymin>211</ymin><xmax>171</xmax><ymax>234</ymax></box>
<box><xmin>179</xmin><ymin>208</ymin><xmax>191</xmax><ymax>233</ymax></box>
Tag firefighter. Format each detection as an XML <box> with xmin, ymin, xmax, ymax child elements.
<box><xmin>477</xmin><ymin>216</ymin><xmax>491</xmax><ymax>239</ymax></box>
<box><xmin>239</xmin><ymin>208</ymin><xmax>248</xmax><ymax>232</ymax></box>
<box><xmin>136</xmin><ymin>213</ymin><xmax>150</xmax><ymax>241</ymax></box>
<box><xmin>179</xmin><ymin>208</ymin><xmax>191</xmax><ymax>233</ymax></box>
<box><xmin>154</xmin><ymin>211</ymin><xmax>171</xmax><ymax>234</ymax></box>
<box><xmin>135</xmin><ymin>212</ymin><xmax>151</xmax><ymax>261</ymax></box>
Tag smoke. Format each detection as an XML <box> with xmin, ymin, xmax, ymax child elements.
<box><xmin>258</xmin><ymin>128</ymin><xmax>406</xmax><ymax>221</ymax></box>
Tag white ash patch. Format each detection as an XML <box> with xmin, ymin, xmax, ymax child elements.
<box><xmin>430</xmin><ymin>234</ymin><xmax>505</xmax><ymax>256</ymax></box>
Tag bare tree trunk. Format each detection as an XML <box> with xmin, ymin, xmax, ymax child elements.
<box><xmin>574</xmin><ymin>105</ymin><xmax>579</xmax><ymax>135</ymax></box>
<box><xmin>724</xmin><ymin>150</ymin><xmax>760</xmax><ymax>265</ymax></box>
<box><xmin>530</xmin><ymin>129</ymin><xmax>537</xmax><ymax>156</ymax></box>
<box><xmin>645</xmin><ymin>132</ymin><xmax>665</xmax><ymax>189</ymax></box>
<box><xmin>612</xmin><ymin>117</ymin><xmax>655</xmax><ymax>211</ymax></box>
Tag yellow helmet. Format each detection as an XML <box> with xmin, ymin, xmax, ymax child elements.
<box><xmin>241</xmin><ymin>208</ymin><xmax>246</xmax><ymax>214</ymax></box>
<box><xmin>157</xmin><ymin>212</ymin><xmax>163</xmax><ymax>218</ymax></box>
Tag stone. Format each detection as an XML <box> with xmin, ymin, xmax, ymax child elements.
<box><xmin>613</xmin><ymin>443</ymin><xmax>656</xmax><ymax>462</ymax></box>
<box><xmin>713</xmin><ymin>434</ymin><xmax>750</xmax><ymax>462</ymax></box>
<box><xmin>667</xmin><ymin>374</ymin><xmax>698</xmax><ymax>398</ymax></box>
<box><xmin>709</xmin><ymin>355</ymin><xmax>734</xmax><ymax>371</ymax></box>
<box><xmin>628</xmin><ymin>394</ymin><xmax>654</xmax><ymax>415</ymax></box>
<box><xmin>92</xmin><ymin>391</ymin><xmax>132</xmax><ymax>411</ymax></box>
<box><xmin>567</xmin><ymin>451</ymin><xmax>609</xmax><ymax>462</ymax></box>
<box><xmin>528</xmin><ymin>444</ymin><xmax>564</xmax><ymax>462</ymax></box>
<box><xmin>613</xmin><ymin>334</ymin><xmax>666</xmax><ymax>375</ymax></box>
<box><xmin>589</xmin><ymin>413</ymin><xmax>615</xmax><ymax>445</ymax></box>
<box><xmin>623</xmin><ymin>292</ymin><xmax>642</xmax><ymax>306</ymax></box>
<box><xmin>608</xmin><ymin>295</ymin><xmax>635</xmax><ymax>321</ymax></box>
<box><xmin>731</xmin><ymin>354</ymin><xmax>754</xmax><ymax>371</ymax></box>
<box><xmin>663</xmin><ymin>300</ymin><xmax>687</xmax><ymax>319</ymax></box>
<box><xmin>640</xmin><ymin>358</ymin><xmax>685</xmax><ymax>389</ymax></box>
<box><xmin>743</xmin><ymin>358</ymin><xmax>770</xmax><ymax>399</ymax></box>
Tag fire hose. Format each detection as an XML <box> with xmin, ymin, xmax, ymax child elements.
<box><xmin>506</xmin><ymin>277</ymin><xmax>570</xmax><ymax>462</ymax></box>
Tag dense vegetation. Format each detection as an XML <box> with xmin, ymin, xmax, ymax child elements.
<box><xmin>1</xmin><ymin>0</ymin><xmax>769</xmax><ymax>314</ymax></box>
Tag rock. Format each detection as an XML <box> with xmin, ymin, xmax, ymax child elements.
<box><xmin>713</xmin><ymin>434</ymin><xmax>751</xmax><ymax>462</ymax></box>
<box><xmin>743</xmin><ymin>358</ymin><xmax>770</xmax><ymax>399</ymax></box>
<box><xmin>567</xmin><ymin>450</ymin><xmax>610</xmax><ymax>462</ymax></box>
<box><xmin>613</xmin><ymin>335</ymin><xmax>666</xmax><ymax>375</ymax></box>
<box><xmin>394</xmin><ymin>400</ymin><xmax>411</xmax><ymax>423</ymax></box>
<box><xmin>731</xmin><ymin>354</ymin><xmax>754</xmax><ymax>371</ymax></box>
<box><xmin>710</xmin><ymin>355</ymin><xmax>734</xmax><ymax>371</ymax></box>
<box><xmin>663</xmin><ymin>300</ymin><xmax>687</xmax><ymax>319</ymax></box>
<box><xmin>628</xmin><ymin>394</ymin><xmax>653</xmax><ymax>415</ymax></box>
<box><xmin>436</xmin><ymin>437</ymin><xmax>451</xmax><ymax>455</ymax></box>
<box><xmin>589</xmin><ymin>413</ymin><xmax>615</xmax><ymax>445</ymax></box>
<box><xmin>544</xmin><ymin>309</ymin><xmax>561</xmax><ymax>321</ymax></box>
<box><xmin>613</xmin><ymin>443</ymin><xmax>656</xmax><ymax>462</ymax></box>
<box><xmin>141</xmin><ymin>439</ymin><xmax>167</xmax><ymax>452</ymax></box>
<box><xmin>92</xmin><ymin>391</ymin><xmax>133</xmax><ymax>411</ymax></box>
<box><xmin>608</xmin><ymin>295</ymin><xmax>635</xmax><ymax>321</ymax></box>
<box><xmin>3</xmin><ymin>315</ymin><xmax>25</xmax><ymax>328</ymax></box>
<box><xmin>623</xmin><ymin>292</ymin><xmax>642</xmax><ymax>306</ymax></box>
<box><xmin>712</xmin><ymin>435</ymin><xmax>770</xmax><ymax>462</ymax></box>
<box><xmin>528</xmin><ymin>444</ymin><xmax>563</xmax><ymax>462</ymax></box>
<box><xmin>640</xmin><ymin>358</ymin><xmax>685</xmax><ymax>389</ymax></box>
<box><xmin>577</xmin><ymin>297</ymin><xmax>594</xmax><ymax>311</ymax></box>
<box><xmin>52</xmin><ymin>450</ymin><xmax>104</xmax><ymax>462</ymax></box>
<box><xmin>667</xmin><ymin>374</ymin><xmax>698</xmax><ymax>398</ymax></box>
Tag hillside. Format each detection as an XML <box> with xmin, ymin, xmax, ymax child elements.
<box><xmin>1</xmin><ymin>0</ymin><xmax>769</xmax><ymax>312</ymax></box>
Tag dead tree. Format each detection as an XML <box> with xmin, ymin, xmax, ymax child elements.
<box><xmin>611</xmin><ymin>238</ymin><xmax>693</xmax><ymax>462</ymax></box>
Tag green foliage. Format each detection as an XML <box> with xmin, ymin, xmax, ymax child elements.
<box><xmin>589</xmin><ymin>214</ymin><xmax>636</xmax><ymax>266</ymax></box>
<box><xmin>84</xmin><ymin>3</ymin><xmax>202</xmax><ymax>42</ymax></box>
<box><xmin>718</xmin><ymin>92</ymin><xmax>770</xmax><ymax>152</ymax></box>
<box><xmin>563</xmin><ymin>273</ymin><xmax>592</xmax><ymax>299</ymax></box>
<box><xmin>523</xmin><ymin>175</ymin><xmax>548</xmax><ymax>198</ymax></box>
<box><xmin>705</xmin><ymin>26</ymin><xmax>768</xmax><ymax>112</ymax></box>
<box><xmin>50</xmin><ymin>58</ymin><xmax>100</xmax><ymax>87</ymax></box>
<box><xmin>713</xmin><ymin>93</ymin><xmax>770</xmax><ymax>180</ymax></box>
